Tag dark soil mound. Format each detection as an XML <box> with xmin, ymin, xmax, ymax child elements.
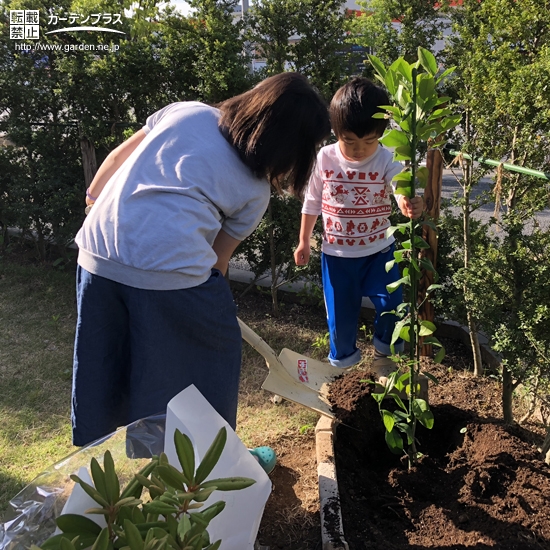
<box><xmin>329</xmin><ymin>367</ymin><xmax>550</xmax><ymax>549</ymax></box>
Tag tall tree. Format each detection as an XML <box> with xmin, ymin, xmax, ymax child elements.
<box><xmin>187</xmin><ymin>0</ymin><xmax>252</xmax><ymax>103</ymax></box>
<box><xmin>293</xmin><ymin>0</ymin><xmax>352</xmax><ymax>100</ymax></box>
<box><xmin>440</xmin><ymin>0</ymin><xmax>550</xmax><ymax>422</ymax></box>
<box><xmin>350</xmin><ymin>0</ymin><xmax>447</xmax><ymax>69</ymax></box>
<box><xmin>246</xmin><ymin>0</ymin><xmax>298</xmax><ymax>75</ymax></box>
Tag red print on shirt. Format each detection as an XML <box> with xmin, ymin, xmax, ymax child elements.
<box><xmin>357</xmin><ymin>222</ymin><xmax>368</xmax><ymax>233</ymax></box>
<box><xmin>331</xmin><ymin>184</ymin><xmax>349</xmax><ymax>204</ymax></box>
<box><xmin>346</xmin><ymin>171</ymin><xmax>356</xmax><ymax>180</ymax></box>
<box><xmin>325</xmin><ymin>217</ymin><xmax>333</xmax><ymax>231</ymax></box>
<box><xmin>369</xmin><ymin>172</ymin><xmax>379</xmax><ymax>181</ymax></box>
<box><xmin>358</xmin><ymin>172</ymin><xmax>366</xmax><ymax>180</ymax></box>
<box><xmin>345</xmin><ymin>220</ymin><xmax>356</xmax><ymax>235</ymax></box>
<box><xmin>346</xmin><ymin>239</ymin><xmax>356</xmax><ymax>246</ymax></box>
<box><xmin>324</xmin><ymin>169</ymin><xmax>334</xmax><ymax>179</ymax></box>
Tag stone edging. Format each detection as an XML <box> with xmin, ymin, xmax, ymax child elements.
<box><xmin>315</xmin><ymin>416</ymin><xmax>349</xmax><ymax>550</ymax></box>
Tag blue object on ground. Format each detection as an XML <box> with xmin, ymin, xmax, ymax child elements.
<box><xmin>249</xmin><ymin>446</ymin><xmax>277</xmax><ymax>475</ymax></box>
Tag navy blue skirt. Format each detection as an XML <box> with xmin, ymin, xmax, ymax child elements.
<box><xmin>72</xmin><ymin>266</ymin><xmax>241</xmax><ymax>447</ymax></box>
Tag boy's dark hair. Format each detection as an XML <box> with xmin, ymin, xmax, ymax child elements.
<box><xmin>218</xmin><ymin>72</ymin><xmax>330</xmax><ymax>198</ymax></box>
<box><xmin>330</xmin><ymin>77</ymin><xmax>389</xmax><ymax>139</ymax></box>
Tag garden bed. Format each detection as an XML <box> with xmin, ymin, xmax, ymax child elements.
<box><xmin>327</xmin><ymin>359</ymin><xmax>550</xmax><ymax>549</ymax></box>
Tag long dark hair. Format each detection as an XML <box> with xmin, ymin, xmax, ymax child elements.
<box><xmin>218</xmin><ymin>73</ymin><xmax>330</xmax><ymax>198</ymax></box>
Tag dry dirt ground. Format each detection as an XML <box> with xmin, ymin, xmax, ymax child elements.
<box><xmin>237</xmin><ymin>291</ymin><xmax>550</xmax><ymax>550</ymax></box>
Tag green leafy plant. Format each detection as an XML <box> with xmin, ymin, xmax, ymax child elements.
<box><xmin>311</xmin><ymin>332</ymin><xmax>330</xmax><ymax>359</ymax></box>
<box><xmin>368</xmin><ymin>47</ymin><xmax>460</xmax><ymax>467</ymax></box>
<box><xmin>40</xmin><ymin>427</ymin><xmax>255</xmax><ymax>550</ymax></box>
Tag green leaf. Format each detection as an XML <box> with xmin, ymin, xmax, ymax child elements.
<box><xmin>90</xmin><ymin>459</ymin><xmax>108</xmax><ymax>502</ymax></box>
<box><xmin>143</xmin><ymin>501</ymin><xmax>177</xmax><ymax>516</ymax></box>
<box><xmin>121</xmin><ymin>459</ymin><xmax>158</xmax><ymax>500</ymax></box>
<box><xmin>392</xmin><ymin>170</ymin><xmax>412</xmax><ymax>182</ymax></box>
<box><xmin>368</xmin><ymin>54</ymin><xmax>387</xmax><ymax>79</ymax></box>
<box><xmin>380</xmin><ymin>410</ymin><xmax>395</xmax><ymax>432</ymax></box>
<box><xmin>419</xmin><ymin>257</ymin><xmax>436</xmax><ymax>273</ymax></box>
<box><xmin>417</xmin><ymin>76</ymin><xmax>436</xmax><ymax>102</ymax></box>
<box><xmin>385</xmin><ymin>259</ymin><xmax>395</xmax><ymax>273</ymax></box>
<box><xmin>429</xmin><ymin>108</ymin><xmax>453</xmax><ymax>119</ymax></box>
<box><xmin>195</xmin><ymin>428</ymin><xmax>227</xmax><ymax>485</ymax></box>
<box><xmin>437</xmin><ymin>66</ymin><xmax>456</xmax><ymax>83</ymax></box>
<box><xmin>391</xmin><ymin>319</ymin><xmax>409</xmax><ymax>345</ymax></box>
<box><xmin>396</xmin><ymin>422</ymin><xmax>414</xmax><ymax>445</ymax></box>
<box><xmin>434</xmin><ymin>96</ymin><xmax>452</xmax><ymax>106</ymax></box>
<box><xmin>395</xmin><ymin>182</ymin><xmax>412</xmax><ymax>197</ymax></box>
<box><xmin>426</xmin><ymin>283</ymin><xmax>443</xmax><ymax>293</ymax></box>
<box><xmin>416</xmin><ymin>167</ymin><xmax>429</xmax><ymax>187</ymax></box>
<box><xmin>70</xmin><ymin>476</ymin><xmax>110</xmax><ymax>508</ymax></box>
<box><xmin>412</xmin><ymin>398</ymin><xmax>435</xmax><ymax>428</ymax></box>
<box><xmin>103</xmin><ymin>451</ymin><xmax>120</xmax><ymax>504</ymax></box>
<box><xmin>413</xmin><ymin>236</ymin><xmax>431</xmax><ymax>249</ymax></box>
<box><xmin>419</xmin><ymin>409</ymin><xmax>435</xmax><ymax>430</ymax></box>
<box><xmin>390</xmin><ymin>58</ymin><xmax>413</xmax><ymax>82</ymax></box>
<box><xmin>156</xmin><ymin>465</ymin><xmax>186</xmax><ymax>491</ymax></box>
<box><xmin>193</xmin><ymin>501</ymin><xmax>226</xmax><ymax>524</ymax></box>
<box><xmin>394</xmin><ymin>145</ymin><xmax>413</xmax><ymax>160</ymax></box>
<box><xmin>421</xmin><ymin>336</ymin><xmax>442</xmax><ymax>347</ymax></box>
<box><xmin>174</xmin><ymin>429</ymin><xmax>195</xmax><ymax>485</ymax></box>
<box><xmin>421</xmin><ymin>371</ymin><xmax>440</xmax><ymax>385</ymax></box>
<box><xmin>91</xmin><ymin>528</ymin><xmax>110</xmax><ymax>550</ymax></box>
<box><xmin>124</xmin><ymin>519</ymin><xmax>144</xmax><ymax>550</ymax></box>
<box><xmin>418</xmin><ymin>47</ymin><xmax>438</xmax><ymax>75</ymax></box>
<box><xmin>177</xmin><ymin>515</ymin><xmax>192</xmax><ymax>543</ymax></box>
<box><xmin>59</xmin><ymin>537</ymin><xmax>76</xmax><ymax>550</ymax></box>
<box><xmin>386</xmin><ymin>224</ymin><xmax>407</xmax><ymax>238</ymax></box>
<box><xmin>378</xmin><ymin>105</ymin><xmax>402</xmax><ymax>116</ymax></box>
<box><xmin>200</xmin><ymin>477</ymin><xmax>256</xmax><ymax>491</ymax></box>
<box><xmin>385</xmin><ymin>428</ymin><xmax>404</xmax><ymax>454</ymax></box>
<box><xmin>387</xmin><ymin>276</ymin><xmax>410</xmax><ymax>293</ymax></box>
<box><xmin>399</xmin><ymin>325</ymin><xmax>410</xmax><ymax>343</ymax></box>
<box><xmin>56</xmin><ymin>515</ymin><xmax>102</xmax><ymax>536</ymax></box>
<box><xmin>434</xmin><ymin>346</ymin><xmax>446</xmax><ymax>364</ymax></box>
<box><xmin>419</xmin><ymin>320</ymin><xmax>437</xmax><ymax>336</ymax></box>
<box><xmin>379</xmin><ymin>129</ymin><xmax>409</xmax><ymax>148</ymax></box>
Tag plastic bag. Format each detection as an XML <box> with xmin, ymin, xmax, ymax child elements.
<box><xmin>0</xmin><ymin>385</ymin><xmax>271</xmax><ymax>550</ymax></box>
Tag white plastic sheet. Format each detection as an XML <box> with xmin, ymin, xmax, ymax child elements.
<box><xmin>164</xmin><ymin>385</ymin><xmax>272</xmax><ymax>549</ymax></box>
<box><xmin>0</xmin><ymin>385</ymin><xmax>272</xmax><ymax>550</ymax></box>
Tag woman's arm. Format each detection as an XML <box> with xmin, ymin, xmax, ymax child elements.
<box><xmin>212</xmin><ymin>229</ymin><xmax>241</xmax><ymax>275</ymax></box>
<box><xmin>86</xmin><ymin>129</ymin><xmax>147</xmax><ymax>206</ymax></box>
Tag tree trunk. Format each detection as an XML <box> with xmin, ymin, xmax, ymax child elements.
<box><xmin>419</xmin><ymin>148</ymin><xmax>443</xmax><ymax>356</ymax></box>
<box><xmin>267</xmin><ymin>200</ymin><xmax>279</xmax><ymax>316</ymax></box>
<box><xmin>461</xmin><ymin>156</ymin><xmax>484</xmax><ymax>376</ymax></box>
<box><xmin>80</xmin><ymin>137</ymin><xmax>98</xmax><ymax>188</ymax></box>
<box><xmin>541</xmin><ymin>429</ymin><xmax>550</xmax><ymax>465</ymax></box>
<box><xmin>466</xmin><ymin>311</ymin><xmax>484</xmax><ymax>377</ymax></box>
<box><xmin>502</xmin><ymin>364</ymin><xmax>514</xmax><ymax>424</ymax></box>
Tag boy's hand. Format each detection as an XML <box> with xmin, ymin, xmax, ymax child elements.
<box><xmin>398</xmin><ymin>195</ymin><xmax>424</xmax><ymax>219</ymax></box>
<box><xmin>294</xmin><ymin>243</ymin><xmax>311</xmax><ymax>266</ymax></box>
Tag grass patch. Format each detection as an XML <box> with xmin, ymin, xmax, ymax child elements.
<box><xmin>0</xmin><ymin>261</ymin><xmax>76</xmax><ymax>508</ymax></box>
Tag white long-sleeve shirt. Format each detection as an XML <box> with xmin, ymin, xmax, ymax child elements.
<box><xmin>302</xmin><ymin>142</ymin><xmax>402</xmax><ymax>258</ymax></box>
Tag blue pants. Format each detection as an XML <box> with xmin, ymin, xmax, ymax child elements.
<box><xmin>322</xmin><ymin>246</ymin><xmax>404</xmax><ymax>368</ymax></box>
<box><xmin>72</xmin><ymin>266</ymin><xmax>241</xmax><ymax>446</ymax></box>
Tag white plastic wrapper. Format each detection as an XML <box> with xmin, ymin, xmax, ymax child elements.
<box><xmin>0</xmin><ymin>385</ymin><xmax>271</xmax><ymax>550</ymax></box>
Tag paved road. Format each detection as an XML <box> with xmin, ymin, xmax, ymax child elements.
<box><xmin>440</xmin><ymin>168</ymin><xmax>550</xmax><ymax>232</ymax></box>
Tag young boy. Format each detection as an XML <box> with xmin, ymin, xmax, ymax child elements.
<box><xmin>294</xmin><ymin>77</ymin><xmax>423</xmax><ymax>382</ymax></box>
